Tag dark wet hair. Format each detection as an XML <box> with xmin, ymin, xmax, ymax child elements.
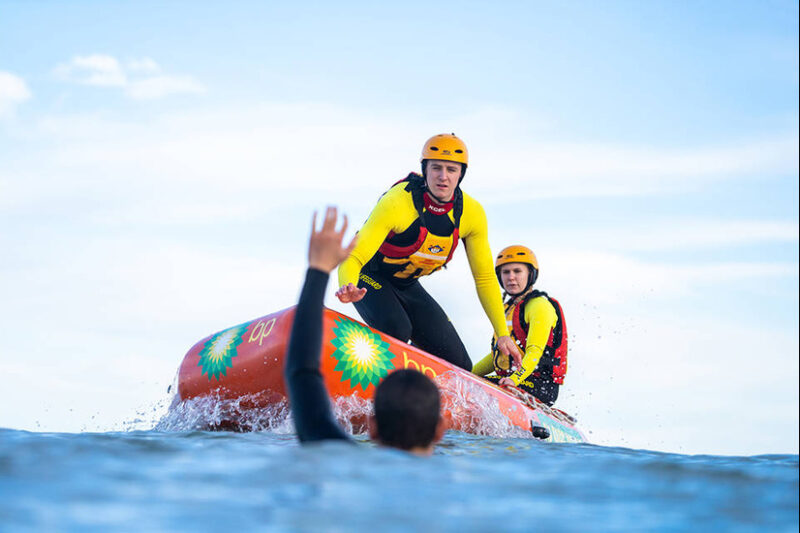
<box><xmin>374</xmin><ymin>369</ymin><xmax>441</xmax><ymax>450</ymax></box>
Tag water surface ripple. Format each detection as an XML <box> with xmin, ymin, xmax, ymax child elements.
<box><xmin>0</xmin><ymin>428</ymin><xmax>796</xmax><ymax>532</ymax></box>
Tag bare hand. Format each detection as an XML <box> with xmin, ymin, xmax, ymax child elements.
<box><xmin>335</xmin><ymin>283</ymin><xmax>367</xmax><ymax>304</ymax></box>
<box><xmin>498</xmin><ymin>377</ymin><xmax>516</xmax><ymax>389</ymax></box>
<box><xmin>495</xmin><ymin>336</ymin><xmax>523</xmax><ymax>371</ymax></box>
<box><xmin>308</xmin><ymin>206</ymin><xmax>357</xmax><ymax>273</ymax></box>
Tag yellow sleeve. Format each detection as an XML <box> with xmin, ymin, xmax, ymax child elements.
<box><xmin>508</xmin><ymin>297</ymin><xmax>558</xmax><ymax>386</ymax></box>
<box><xmin>472</xmin><ymin>352</ymin><xmax>495</xmax><ymax>377</ymax></box>
<box><xmin>337</xmin><ymin>185</ymin><xmax>418</xmax><ymax>288</ymax></box>
<box><xmin>460</xmin><ymin>194</ymin><xmax>509</xmax><ymax>338</ymax></box>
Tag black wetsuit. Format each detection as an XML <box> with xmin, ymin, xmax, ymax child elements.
<box><xmin>483</xmin><ymin>374</ymin><xmax>559</xmax><ymax>406</ymax></box>
<box><xmin>338</xmin><ymin>177</ymin><xmax>509</xmax><ymax>373</ymax></box>
<box><xmin>354</xmin><ymin>271</ymin><xmax>472</xmax><ymax>371</ymax></box>
<box><xmin>285</xmin><ymin>268</ymin><xmax>351</xmax><ymax>444</ymax></box>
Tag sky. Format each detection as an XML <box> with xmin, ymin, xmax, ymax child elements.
<box><xmin>0</xmin><ymin>1</ymin><xmax>797</xmax><ymax>456</ymax></box>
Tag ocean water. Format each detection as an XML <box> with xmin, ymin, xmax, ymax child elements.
<box><xmin>0</xmin><ymin>424</ymin><xmax>797</xmax><ymax>532</ymax></box>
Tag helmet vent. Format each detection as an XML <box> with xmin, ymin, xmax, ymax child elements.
<box><xmin>429</xmin><ymin>146</ymin><xmax>439</xmax><ymax>151</ymax></box>
<box><xmin>455</xmin><ymin>149</ymin><xmax>463</xmax><ymax>153</ymax></box>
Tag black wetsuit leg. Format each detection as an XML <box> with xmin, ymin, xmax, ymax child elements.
<box><xmin>285</xmin><ymin>268</ymin><xmax>352</xmax><ymax>444</ymax></box>
<box><xmin>401</xmin><ymin>282</ymin><xmax>472</xmax><ymax>371</ymax></box>
<box><xmin>353</xmin><ymin>272</ymin><xmax>471</xmax><ymax>371</ymax></box>
<box><xmin>483</xmin><ymin>375</ymin><xmax>560</xmax><ymax>406</ymax></box>
<box><xmin>353</xmin><ymin>273</ymin><xmax>413</xmax><ymax>341</ymax></box>
<box><xmin>518</xmin><ymin>376</ymin><xmax>560</xmax><ymax>406</ymax></box>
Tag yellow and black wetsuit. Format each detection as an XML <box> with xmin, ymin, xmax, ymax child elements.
<box><xmin>473</xmin><ymin>290</ymin><xmax>562</xmax><ymax>405</ymax></box>
<box><xmin>338</xmin><ymin>174</ymin><xmax>509</xmax><ymax>371</ymax></box>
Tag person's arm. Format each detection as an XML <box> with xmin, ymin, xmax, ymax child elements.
<box><xmin>506</xmin><ymin>297</ymin><xmax>558</xmax><ymax>387</ymax></box>
<box><xmin>471</xmin><ymin>352</ymin><xmax>496</xmax><ymax>377</ymax></box>
<box><xmin>285</xmin><ymin>208</ymin><xmax>356</xmax><ymax>443</ymax></box>
<box><xmin>336</xmin><ymin>185</ymin><xmax>414</xmax><ymax>291</ymax></box>
<box><xmin>460</xmin><ymin>199</ymin><xmax>509</xmax><ymax>338</ymax></box>
<box><xmin>460</xmin><ymin>197</ymin><xmax>523</xmax><ymax>368</ymax></box>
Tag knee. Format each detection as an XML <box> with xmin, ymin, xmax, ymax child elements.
<box><xmin>453</xmin><ymin>354</ymin><xmax>472</xmax><ymax>372</ymax></box>
<box><xmin>378</xmin><ymin>318</ymin><xmax>413</xmax><ymax>342</ymax></box>
<box><xmin>355</xmin><ymin>302</ymin><xmax>412</xmax><ymax>341</ymax></box>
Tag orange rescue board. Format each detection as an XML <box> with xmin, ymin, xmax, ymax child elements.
<box><xmin>177</xmin><ymin>306</ymin><xmax>586</xmax><ymax>443</ymax></box>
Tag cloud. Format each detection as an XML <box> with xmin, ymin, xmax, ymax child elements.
<box><xmin>607</xmin><ymin>219</ymin><xmax>799</xmax><ymax>250</ymax></box>
<box><xmin>126</xmin><ymin>57</ymin><xmax>160</xmax><ymax>74</ymax></box>
<box><xmin>53</xmin><ymin>54</ymin><xmax>204</xmax><ymax>99</ymax></box>
<box><xmin>126</xmin><ymin>75</ymin><xmax>206</xmax><ymax>100</ymax></box>
<box><xmin>470</xmin><ymin>133</ymin><xmax>799</xmax><ymax>200</ymax></box>
<box><xmin>545</xmin><ymin>251</ymin><xmax>796</xmax><ymax>304</ymax></box>
<box><xmin>14</xmin><ymin>104</ymin><xmax>797</xmax><ymax>202</ymax></box>
<box><xmin>495</xmin><ymin>218</ymin><xmax>799</xmax><ymax>255</ymax></box>
<box><xmin>54</xmin><ymin>54</ymin><xmax>127</xmax><ymax>86</ymax></box>
<box><xmin>0</xmin><ymin>71</ymin><xmax>31</xmax><ymax>116</ymax></box>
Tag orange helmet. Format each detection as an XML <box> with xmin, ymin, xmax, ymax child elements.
<box><xmin>495</xmin><ymin>245</ymin><xmax>539</xmax><ymax>290</ymax></box>
<box><xmin>421</xmin><ymin>133</ymin><xmax>468</xmax><ymax>166</ymax></box>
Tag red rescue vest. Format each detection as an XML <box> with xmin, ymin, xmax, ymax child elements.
<box><xmin>510</xmin><ymin>290</ymin><xmax>568</xmax><ymax>385</ymax></box>
<box><xmin>375</xmin><ymin>173</ymin><xmax>463</xmax><ymax>280</ymax></box>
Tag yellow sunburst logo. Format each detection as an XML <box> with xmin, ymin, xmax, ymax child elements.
<box><xmin>330</xmin><ymin>317</ymin><xmax>396</xmax><ymax>390</ymax></box>
<box><xmin>198</xmin><ymin>324</ymin><xmax>247</xmax><ymax>380</ymax></box>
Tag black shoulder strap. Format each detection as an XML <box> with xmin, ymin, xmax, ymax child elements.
<box><xmin>518</xmin><ymin>289</ymin><xmax>548</xmax><ymax>333</ymax></box>
<box><xmin>404</xmin><ymin>173</ymin><xmax>426</xmax><ymax>219</ymax></box>
<box><xmin>452</xmin><ymin>187</ymin><xmax>464</xmax><ymax>230</ymax></box>
<box><xmin>379</xmin><ymin>173</ymin><xmax>425</xmax><ymax>218</ymax></box>
<box><xmin>528</xmin><ymin>289</ymin><xmax>548</xmax><ymax>301</ymax></box>
<box><xmin>548</xmin><ymin>295</ymin><xmax>565</xmax><ymax>348</ymax></box>
<box><xmin>527</xmin><ymin>290</ymin><xmax>565</xmax><ymax>349</ymax></box>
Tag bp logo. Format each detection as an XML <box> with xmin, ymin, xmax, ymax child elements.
<box><xmin>198</xmin><ymin>324</ymin><xmax>248</xmax><ymax>380</ymax></box>
<box><xmin>330</xmin><ymin>317</ymin><xmax>396</xmax><ymax>390</ymax></box>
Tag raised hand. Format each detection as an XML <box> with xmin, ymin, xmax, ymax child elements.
<box><xmin>308</xmin><ymin>206</ymin><xmax>357</xmax><ymax>274</ymax></box>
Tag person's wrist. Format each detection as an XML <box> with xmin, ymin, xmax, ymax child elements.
<box><xmin>308</xmin><ymin>264</ymin><xmax>332</xmax><ymax>275</ymax></box>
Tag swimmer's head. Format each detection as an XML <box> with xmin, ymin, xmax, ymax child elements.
<box><xmin>370</xmin><ymin>369</ymin><xmax>444</xmax><ymax>454</ymax></box>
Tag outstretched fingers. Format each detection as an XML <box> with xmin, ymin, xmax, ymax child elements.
<box><xmin>323</xmin><ymin>206</ymin><xmax>337</xmax><ymax>232</ymax></box>
<box><xmin>307</xmin><ymin>206</ymin><xmax>357</xmax><ymax>274</ymax></box>
<box><xmin>338</xmin><ymin>214</ymin><xmax>349</xmax><ymax>239</ymax></box>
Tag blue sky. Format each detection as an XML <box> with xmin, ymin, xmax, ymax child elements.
<box><xmin>1</xmin><ymin>1</ymin><xmax>797</xmax><ymax>455</ymax></box>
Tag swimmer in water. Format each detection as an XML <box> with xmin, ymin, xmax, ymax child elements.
<box><xmin>285</xmin><ymin>206</ymin><xmax>446</xmax><ymax>456</ymax></box>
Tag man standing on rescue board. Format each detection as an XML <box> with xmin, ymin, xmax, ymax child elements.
<box><xmin>335</xmin><ymin>133</ymin><xmax>522</xmax><ymax>371</ymax></box>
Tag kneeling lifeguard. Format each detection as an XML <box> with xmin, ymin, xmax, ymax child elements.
<box><xmin>473</xmin><ymin>245</ymin><xmax>568</xmax><ymax>406</ymax></box>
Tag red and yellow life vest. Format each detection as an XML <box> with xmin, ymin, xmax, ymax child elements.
<box><xmin>372</xmin><ymin>174</ymin><xmax>463</xmax><ymax>282</ymax></box>
<box><xmin>505</xmin><ymin>290</ymin><xmax>568</xmax><ymax>385</ymax></box>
